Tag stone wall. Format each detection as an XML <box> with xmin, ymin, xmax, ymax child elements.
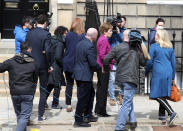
<box><xmin>76</xmin><ymin>0</ymin><xmax>183</xmax><ymax>56</ymax></box>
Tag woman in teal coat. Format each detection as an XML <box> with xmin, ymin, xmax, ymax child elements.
<box><xmin>145</xmin><ymin>29</ymin><xmax>177</xmax><ymax>125</ymax></box>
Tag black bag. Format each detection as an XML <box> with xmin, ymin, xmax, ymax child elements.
<box><xmin>48</xmin><ymin>72</ymin><xmax>55</xmax><ymax>85</ymax></box>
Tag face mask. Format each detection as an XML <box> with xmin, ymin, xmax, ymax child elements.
<box><xmin>157</xmin><ymin>26</ymin><xmax>164</xmax><ymax>29</ymax></box>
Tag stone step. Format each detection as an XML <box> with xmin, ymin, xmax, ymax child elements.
<box><xmin>0</xmin><ymin>39</ymin><xmax>15</xmax><ymax>54</ymax></box>
<box><xmin>1</xmin><ymin>124</ymin><xmax>183</xmax><ymax>131</ymax></box>
<box><xmin>0</xmin><ymin>55</ymin><xmax>14</xmax><ymax>62</ymax></box>
<box><xmin>0</xmin><ymin>79</ymin><xmax>98</xmax><ymax>87</ymax></box>
<box><xmin>0</xmin><ymin>86</ymin><xmax>78</xmax><ymax>97</ymax></box>
<box><xmin>1</xmin><ymin>122</ymin><xmax>183</xmax><ymax>131</ymax></box>
<box><xmin>0</xmin><ymin>72</ymin><xmax>98</xmax><ymax>80</ymax></box>
<box><xmin>0</xmin><ymin>82</ymin><xmax>125</xmax><ymax>97</ymax></box>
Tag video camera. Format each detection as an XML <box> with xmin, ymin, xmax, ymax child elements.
<box><xmin>129</xmin><ymin>29</ymin><xmax>145</xmax><ymax>53</ymax></box>
<box><xmin>129</xmin><ymin>29</ymin><xmax>142</xmax><ymax>47</ymax></box>
<box><xmin>46</xmin><ymin>12</ymin><xmax>53</xmax><ymax>27</ymax></box>
<box><xmin>106</xmin><ymin>13</ymin><xmax>122</xmax><ymax>33</ymax></box>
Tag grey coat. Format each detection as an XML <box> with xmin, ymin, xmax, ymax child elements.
<box><xmin>103</xmin><ymin>41</ymin><xmax>146</xmax><ymax>86</ymax></box>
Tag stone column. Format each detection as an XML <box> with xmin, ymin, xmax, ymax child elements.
<box><xmin>57</xmin><ymin>0</ymin><xmax>76</xmax><ymax>29</ymax></box>
<box><xmin>49</xmin><ymin>0</ymin><xmax>58</xmax><ymax>34</ymax></box>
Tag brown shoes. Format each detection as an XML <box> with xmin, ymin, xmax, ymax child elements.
<box><xmin>117</xmin><ymin>95</ymin><xmax>123</xmax><ymax>105</ymax></box>
<box><xmin>109</xmin><ymin>99</ymin><xmax>116</xmax><ymax>106</ymax></box>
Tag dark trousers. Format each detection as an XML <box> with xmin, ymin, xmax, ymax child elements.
<box><xmin>95</xmin><ymin>70</ymin><xmax>109</xmax><ymax>114</ymax></box>
<box><xmin>38</xmin><ymin>85</ymin><xmax>61</xmax><ymax>118</ymax></box>
<box><xmin>38</xmin><ymin>69</ymin><xmax>48</xmax><ymax>117</ymax></box>
<box><xmin>46</xmin><ymin>84</ymin><xmax>61</xmax><ymax>107</ymax></box>
<box><xmin>65</xmin><ymin>71</ymin><xmax>74</xmax><ymax>105</ymax></box>
<box><xmin>11</xmin><ymin>95</ymin><xmax>34</xmax><ymax>131</ymax></box>
<box><xmin>75</xmin><ymin>80</ymin><xmax>95</xmax><ymax>122</ymax></box>
<box><xmin>156</xmin><ymin>97</ymin><xmax>174</xmax><ymax>116</ymax></box>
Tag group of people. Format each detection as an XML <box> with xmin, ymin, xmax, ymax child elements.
<box><xmin>0</xmin><ymin>13</ymin><xmax>178</xmax><ymax>131</ymax></box>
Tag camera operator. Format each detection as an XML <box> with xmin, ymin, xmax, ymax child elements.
<box><xmin>108</xmin><ymin>15</ymin><xmax>127</xmax><ymax>106</ymax></box>
<box><xmin>26</xmin><ymin>14</ymin><xmax>52</xmax><ymax>121</ymax></box>
<box><xmin>103</xmin><ymin>29</ymin><xmax>146</xmax><ymax>131</ymax></box>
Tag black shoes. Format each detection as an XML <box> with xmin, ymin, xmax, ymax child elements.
<box><xmin>52</xmin><ymin>105</ymin><xmax>63</xmax><ymax>109</ymax></box>
<box><xmin>45</xmin><ymin>103</ymin><xmax>49</xmax><ymax>109</ymax></box>
<box><xmin>83</xmin><ymin>115</ymin><xmax>98</xmax><ymax>123</ymax></box>
<box><xmin>89</xmin><ymin>115</ymin><xmax>98</xmax><ymax>122</ymax></box>
<box><xmin>96</xmin><ymin>113</ymin><xmax>111</xmax><ymax>117</ymax></box>
<box><xmin>129</xmin><ymin>122</ymin><xmax>137</xmax><ymax>129</ymax></box>
<box><xmin>115</xmin><ymin>122</ymin><xmax>136</xmax><ymax>131</ymax></box>
<box><xmin>27</xmin><ymin>120</ymin><xmax>33</xmax><ymax>126</ymax></box>
<box><xmin>74</xmin><ymin>121</ymin><xmax>91</xmax><ymax>127</ymax></box>
<box><xmin>38</xmin><ymin>116</ymin><xmax>47</xmax><ymax>121</ymax></box>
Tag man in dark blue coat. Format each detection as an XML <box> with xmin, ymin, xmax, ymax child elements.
<box><xmin>73</xmin><ymin>28</ymin><xmax>101</xmax><ymax>127</ymax></box>
<box><xmin>26</xmin><ymin>14</ymin><xmax>51</xmax><ymax>121</ymax></box>
<box><xmin>149</xmin><ymin>18</ymin><xmax>165</xmax><ymax>45</ymax></box>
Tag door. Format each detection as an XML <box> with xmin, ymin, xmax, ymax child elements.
<box><xmin>0</xmin><ymin>0</ymin><xmax>49</xmax><ymax>39</ymax></box>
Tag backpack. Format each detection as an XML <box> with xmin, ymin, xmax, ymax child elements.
<box><xmin>49</xmin><ymin>36</ymin><xmax>58</xmax><ymax>65</ymax></box>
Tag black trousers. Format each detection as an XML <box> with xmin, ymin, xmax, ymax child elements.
<box><xmin>38</xmin><ymin>69</ymin><xmax>48</xmax><ymax>117</ymax></box>
<box><xmin>95</xmin><ymin>70</ymin><xmax>109</xmax><ymax>114</ymax></box>
<box><xmin>156</xmin><ymin>97</ymin><xmax>174</xmax><ymax>116</ymax></box>
<box><xmin>75</xmin><ymin>80</ymin><xmax>95</xmax><ymax>122</ymax></box>
<box><xmin>65</xmin><ymin>71</ymin><xmax>74</xmax><ymax>105</ymax></box>
<box><xmin>39</xmin><ymin>83</ymin><xmax>61</xmax><ymax>117</ymax></box>
<box><xmin>46</xmin><ymin>84</ymin><xmax>61</xmax><ymax>107</ymax></box>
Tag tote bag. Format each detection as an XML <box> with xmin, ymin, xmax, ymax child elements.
<box><xmin>168</xmin><ymin>80</ymin><xmax>181</xmax><ymax>102</ymax></box>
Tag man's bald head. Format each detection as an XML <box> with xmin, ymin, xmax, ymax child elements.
<box><xmin>123</xmin><ymin>29</ymin><xmax>130</xmax><ymax>42</ymax></box>
<box><xmin>86</xmin><ymin>28</ymin><xmax>98</xmax><ymax>42</ymax></box>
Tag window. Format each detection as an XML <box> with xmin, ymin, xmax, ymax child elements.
<box><xmin>147</xmin><ymin>0</ymin><xmax>183</xmax><ymax>5</ymax></box>
<box><xmin>58</xmin><ymin>0</ymin><xmax>73</xmax><ymax>4</ymax></box>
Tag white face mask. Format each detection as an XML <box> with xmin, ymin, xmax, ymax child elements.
<box><xmin>157</xmin><ymin>26</ymin><xmax>164</xmax><ymax>29</ymax></box>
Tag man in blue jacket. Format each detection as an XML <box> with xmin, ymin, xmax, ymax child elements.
<box><xmin>14</xmin><ymin>16</ymin><xmax>33</xmax><ymax>54</ymax></box>
<box><xmin>73</xmin><ymin>28</ymin><xmax>101</xmax><ymax>127</ymax></box>
<box><xmin>26</xmin><ymin>14</ymin><xmax>51</xmax><ymax>121</ymax></box>
<box><xmin>149</xmin><ymin>17</ymin><xmax>165</xmax><ymax>45</ymax></box>
<box><xmin>108</xmin><ymin>16</ymin><xmax>126</xmax><ymax>106</ymax></box>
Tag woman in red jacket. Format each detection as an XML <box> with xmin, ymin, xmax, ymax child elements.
<box><xmin>95</xmin><ymin>23</ymin><xmax>113</xmax><ymax>117</ymax></box>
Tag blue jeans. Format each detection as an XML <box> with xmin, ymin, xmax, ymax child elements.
<box><xmin>115</xmin><ymin>82</ymin><xmax>136</xmax><ymax>130</ymax></box>
<box><xmin>108</xmin><ymin>66</ymin><xmax>123</xmax><ymax>100</ymax></box>
<box><xmin>11</xmin><ymin>95</ymin><xmax>34</xmax><ymax>131</ymax></box>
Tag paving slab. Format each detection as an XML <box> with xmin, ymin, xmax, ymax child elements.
<box><xmin>0</xmin><ymin>96</ymin><xmax>183</xmax><ymax>131</ymax></box>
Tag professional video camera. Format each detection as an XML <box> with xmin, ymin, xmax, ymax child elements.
<box><xmin>129</xmin><ymin>29</ymin><xmax>142</xmax><ymax>46</ymax></box>
<box><xmin>128</xmin><ymin>29</ymin><xmax>143</xmax><ymax>54</ymax></box>
<box><xmin>129</xmin><ymin>29</ymin><xmax>151</xmax><ymax>59</ymax></box>
<box><xmin>106</xmin><ymin>13</ymin><xmax>122</xmax><ymax>33</ymax></box>
<box><xmin>46</xmin><ymin>11</ymin><xmax>53</xmax><ymax>27</ymax></box>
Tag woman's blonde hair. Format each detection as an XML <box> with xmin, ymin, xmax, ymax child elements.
<box><xmin>156</xmin><ymin>29</ymin><xmax>172</xmax><ymax>48</ymax></box>
<box><xmin>70</xmin><ymin>18</ymin><xmax>85</xmax><ymax>35</ymax></box>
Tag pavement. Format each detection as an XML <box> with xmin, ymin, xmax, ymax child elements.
<box><xmin>0</xmin><ymin>95</ymin><xmax>183</xmax><ymax>131</ymax></box>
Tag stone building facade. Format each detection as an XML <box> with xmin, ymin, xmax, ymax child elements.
<box><xmin>1</xmin><ymin>0</ymin><xmax>183</xmax><ymax>56</ymax></box>
<box><xmin>51</xmin><ymin>0</ymin><xmax>183</xmax><ymax>56</ymax></box>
